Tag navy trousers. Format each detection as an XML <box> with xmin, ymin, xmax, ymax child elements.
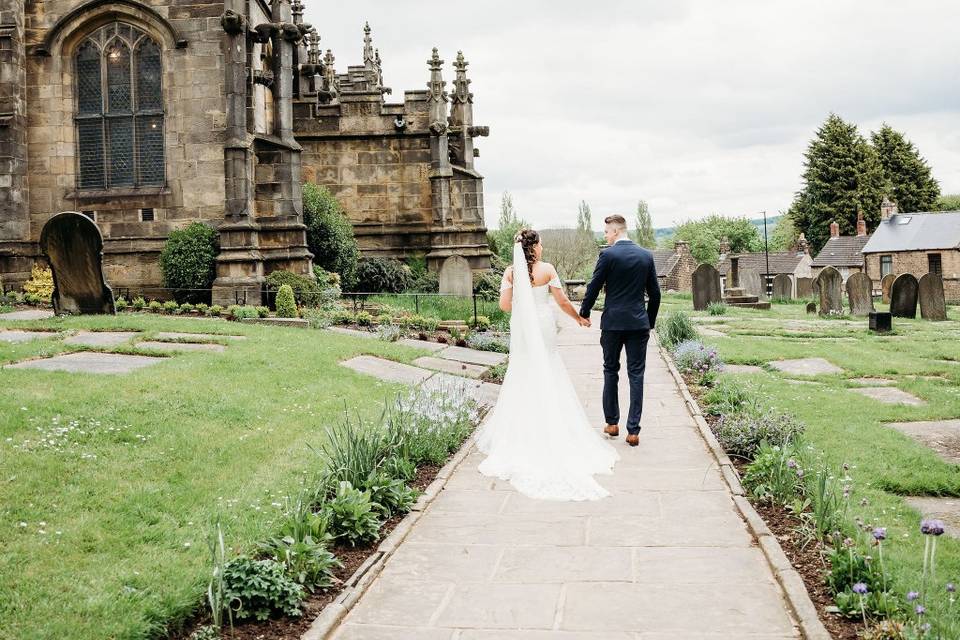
<box><xmin>600</xmin><ymin>329</ymin><xmax>650</xmax><ymax>435</ymax></box>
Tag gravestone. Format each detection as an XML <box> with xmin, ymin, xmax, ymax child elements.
<box><xmin>806</xmin><ymin>301</ymin><xmax>817</xmax><ymax>314</ymax></box>
<box><xmin>438</xmin><ymin>255</ymin><xmax>473</xmax><ymax>297</ymax></box>
<box><xmin>869</xmin><ymin>311</ymin><xmax>892</xmax><ymax>333</ymax></box>
<box><xmin>918</xmin><ymin>273</ymin><xmax>947</xmax><ymax>321</ymax></box>
<box><xmin>691</xmin><ymin>264</ymin><xmax>722</xmax><ymax>311</ymax></box>
<box><xmin>796</xmin><ymin>277</ymin><xmax>813</xmax><ymax>299</ymax></box>
<box><xmin>845</xmin><ymin>272</ymin><xmax>874</xmax><ymax>316</ymax></box>
<box><xmin>740</xmin><ymin>268</ymin><xmax>764</xmax><ymax>299</ymax></box>
<box><xmin>39</xmin><ymin>212</ymin><xmax>114</xmax><ymax>315</ymax></box>
<box><xmin>890</xmin><ymin>273</ymin><xmax>919</xmax><ymax>318</ymax></box>
<box><xmin>772</xmin><ymin>274</ymin><xmax>793</xmax><ymax>300</ymax></box>
<box><xmin>728</xmin><ymin>256</ymin><xmax>740</xmax><ymax>289</ymax></box>
<box><xmin>815</xmin><ymin>266</ymin><xmax>843</xmax><ymax>316</ymax></box>
<box><xmin>880</xmin><ymin>273</ymin><xmax>896</xmax><ymax>304</ymax></box>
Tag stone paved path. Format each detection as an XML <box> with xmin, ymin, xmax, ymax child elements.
<box><xmin>329</xmin><ymin>316</ymin><xmax>799</xmax><ymax>639</ymax></box>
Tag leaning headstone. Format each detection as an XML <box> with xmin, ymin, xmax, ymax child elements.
<box><xmin>890</xmin><ymin>273</ymin><xmax>919</xmax><ymax>319</ymax></box>
<box><xmin>438</xmin><ymin>255</ymin><xmax>473</xmax><ymax>297</ymax></box>
<box><xmin>39</xmin><ymin>212</ymin><xmax>114</xmax><ymax>315</ymax></box>
<box><xmin>772</xmin><ymin>274</ymin><xmax>793</xmax><ymax>300</ymax></box>
<box><xmin>815</xmin><ymin>266</ymin><xmax>843</xmax><ymax>316</ymax></box>
<box><xmin>740</xmin><ymin>268</ymin><xmax>764</xmax><ymax>299</ymax></box>
<box><xmin>918</xmin><ymin>273</ymin><xmax>947</xmax><ymax>321</ymax></box>
<box><xmin>845</xmin><ymin>272</ymin><xmax>874</xmax><ymax>316</ymax></box>
<box><xmin>692</xmin><ymin>263</ymin><xmax>722</xmax><ymax>310</ymax></box>
<box><xmin>881</xmin><ymin>273</ymin><xmax>896</xmax><ymax>304</ymax></box>
<box><xmin>796</xmin><ymin>277</ymin><xmax>813</xmax><ymax>299</ymax></box>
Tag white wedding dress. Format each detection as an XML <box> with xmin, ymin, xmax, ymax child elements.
<box><xmin>475</xmin><ymin>244</ymin><xmax>619</xmax><ymax>501</ymax></box>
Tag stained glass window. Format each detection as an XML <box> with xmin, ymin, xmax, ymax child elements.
<box><xmin>74</xmin><ymin>24</ymin><xmax>165</xmax><ymax>190</ymax></box>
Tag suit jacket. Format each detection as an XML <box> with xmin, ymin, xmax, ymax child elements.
<box><xmin>579</xmin><ymin>239</ymin><xmax>661</xmax><ymax>331</ymax></box>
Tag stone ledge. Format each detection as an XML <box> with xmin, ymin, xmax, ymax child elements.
<box><xmin>241</xmin><ymin>317</ymin><xmax>309</xmax><ymax>328</ymax></box>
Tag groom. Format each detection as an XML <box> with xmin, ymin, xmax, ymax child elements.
<box><xmin>579</xmin><ymin>215</ymin><xmax>661</xmax><ymax>447</ymax></box>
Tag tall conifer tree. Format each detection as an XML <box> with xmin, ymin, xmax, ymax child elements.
<box><xmin>871</xmin><ymin>124</ymin><xmax>940</xmax><ymax>213</ymax></box>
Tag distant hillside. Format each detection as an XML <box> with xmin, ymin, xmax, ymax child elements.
<box><xmin>653</xmin><ymin>214</ymin><xmax>782</xmax><ymax>246</ymax></box>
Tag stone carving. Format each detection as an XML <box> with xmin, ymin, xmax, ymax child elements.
<box><xmin>881</xmin><ymin>273</ymin><xmax>896</xmax><ymax>304</ymax></box>
<box><xmin>219</xmin><ymin>10</ymin><xmax>245</xmax><ymax>35</ymax></box>
<box><xmin>438</xmin><ymin>255</ymin><xmax>473</xmax><ymax>297</ymax></box>
<box><xmin>772</xmin><ymin>274</ymin><xmax>793</xmax><ymax>300</ymax></box>
<box><xmin>815</xmin><ymin>266</ymin><xmax>843</xmax><ymax>316</ymax></box>
<box><xmin>39</xmin><ymin>212</ymin><xmax>115</xmax><ymax>315</ymax></box>
<box><xmin>918</xmin><ymin>273</ymin><xmax>947</xmax><ymax>321</ymax></box>
<box><xmin>691</xmin><ymin>264</ymin><xmax>722</xmax><ymax>311</ymax></box>
<box><xmin>890</xmin><ymin>273</ymin><xmax>919</xmax><ymax>318</ymax></box>
<box><xmin>845</xmin><ymin>272</ymin><xmax>874</xmax><ymax>316</ymax></box>
<box><xmin>740</xmin><ymin>268</ymin><xmax>764</xmax><ymax>298</ymax></box>
<box><xmin>796</xmin><ymin>277</ymin><xmax>813</xmax><ymax>299</ymax></box>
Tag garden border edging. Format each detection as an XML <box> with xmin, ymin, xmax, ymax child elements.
<box><xmin>300</xmin><ymin>429</ymin><xmax>476</xmax><ymax>640</ymax></box>
<box><xmin>658</xmin><ymin>342</ymin><xmax>831</xmax><ymax>640</ymax></box>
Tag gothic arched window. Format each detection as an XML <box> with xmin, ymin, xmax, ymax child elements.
<box><xmin>75</xmin><ymin>23</ymin><xmax>165</xmax><ymax>190</ymax></box>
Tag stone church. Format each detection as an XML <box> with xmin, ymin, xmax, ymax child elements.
<box><xmin>0</xmin><ymin>0</ymin><xmax>491</xmax><ymax>304</ymax></box>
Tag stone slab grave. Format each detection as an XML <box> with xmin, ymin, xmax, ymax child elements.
<box><xmin>0</xmin><ymin>309</ymin><xmax>55</xmax><ymax>320</ymax></box>
<box><xmin>768</xmin><ymin>357</ymin><xmax>843</xmax><ymax>376</ymax></box>
<box><xmin>886</xmin><ymin>420</ymin><xmax>960</xmax><ymax>464</ymax></box>
<box><xmin>845</xmin><ymin>272</ymin><xmax>874</xmax><ymax>316</ymax></box>
<box><xmin>329</xmin><ymin>326</ymin><xmax>375</xmax><ymax>338</ymax></box>
<box><xmin>850</xmin><ymin>377</ymin><xmax>896</xmax><ymax>386</ymax></box>
<box><xmin>851</xmin><ymin>386</ymin><xmax>925</xmax><ymax>406</ymax></box>
<box><xmin>438</xmin><ymin>254</ymin><xmax>473</xmax><ymax>297</ymax></box>
<box><xmin>154</xmin><ymin>332</ymin><xmax>247</xmax><ymax>341</ymax></box>
<box><xmin>0</xmin><ymin>330</ymin><xmax>58</xmax><ymax>343</ymax></box>
<box><xmin>341</xmin><ymin>355</ymin><xmax>434</xmax><ymax>385</ymax></box>
<box><xmin>5</xmin><ymin>351</ymin><xmax>164</xmax><ymax>374</ymax></box>
<box><xmin>724</xmin><ymin>364</ymin><xmax>765</xmax><ymax>374</ymax></box>
<box><xmin>398</xmin><ymin>338</ymin><xmax>446</xmax><ymax>352</ymax></box>
<box><xmin>699</xmin><ymin>326</ymin><xmax>725</xmax><ymax>337</ymax></box>
<box><xmin>40</xmin><ymin>211</ymin><xmax>115</xmax><ymax>314</ymax></box>
<box><xmin>438</xmin><ymin>345</ymin><xmax>507</xmax><ymax>367</ymax></box>
<box><xmin>63</xmin><ymin>331</ymin><xmax>140</xmax><ymax>347</ymax></box>
<box><xmin>135</xmin><ymin>340</ymin><xmax>226</xmax><ymax>353</ymax></box>
<box><xmin>413</xmin><ymin>356</ymin><xmax>487</xmax><ymax>379</ymax></box>
<box><xmin>772</xmin><ymin>273</ymin><xmax>793</xmax><ymax>300</ymax></box>
<box><xmin>905</xmin><ymin>497</ymin><xmax>960</xmax><ymax>539</ymax></box>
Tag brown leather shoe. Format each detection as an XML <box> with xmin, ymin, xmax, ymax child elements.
<box><xmin>604</xmin><ymin>424</ymin><xmax>619</xmax><ymax>438</ymax></box>
<box><xmin>626</xmin><ymin>434</ymin><xmax>640</xmax><ymax>447</ymax></box>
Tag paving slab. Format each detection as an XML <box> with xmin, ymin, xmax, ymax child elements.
<box><xmin>154</xmin><ymin>332</ymin><xmax>246</xmax><ymax>341</ymax></box>
<box><xmin>398</xmin><ymin>337</ymin><xmax>446</xmax><ymax>352</ymax></box>
<box><xmin>0</xmin><ymin>309</ymin><xmax>54</xmax><ymax>320</ymax></box>
<box><xmin>0</xmin><ymin>330</ymin><xmax>58</xmax><ymax>343</ymax></box>
<box><xmin>904</xmin><ymin>496</ymin><xmax>960</xmax><ymax>539</ymax></box>
<box><xmin>413</xmin><ymin>355</ymin><xmax>487</xmax><ymax>378</ymax></box>
<box><xmin>886</xmin><ymin>419</ymin><xmax>960</xmax><ymax>464</ymax></box>
<box><xmin>851</xmin><ymin>387</ymin><xmax>925</xmax><ymax>406</ymax></box>
<box><xmin>699</xmin><ymin>327</ymin><xmax>726</xmax><ymax>337</ymax></box>
<box><xmin>5</xmin><ymin>351</ymin><xmax>164</xmax><ymax>374</ymax></box>
<box><xmin>850</xmin><ymin>377</ymin><xmax>896</xmax><ymax>386</ymax></box>
<box><xmin>135</xmin><ymin>340</ymin><xmax>226</xmax><ymax>353</ymax></box>
<box><xmin>723</xmin><ymin>364</ymin><xmax>764</xmax><ymax>374</ymax></box>
<box><xmin>63</xmin><ymin>331</ymin><xmax>140</xmax><ymax>347</ymax></box>
<box><xmin>438</xmin><ymin>345</ymin><xmax>508</xmax><ymax>366</ymax></box>
<box><xmin>341</xmin><ymin>355</ymin><xmax>433</xmax><ymax>385</ymax></box>
<box><xmin>768</xmin><ymin>357</ymin><xmax>843</xmax><ymax>376</ymax></box>
<box><xmin>329</xmin><ymin>326</ymin><xmax>375</xmax><ymax>338</ymax></box>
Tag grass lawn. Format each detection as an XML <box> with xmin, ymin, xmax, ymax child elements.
<box><xmin>366</xmin><ymin>294</ymin><xmax>508</xmax><ymax>327</ymax></box>
<box><xmin>659</xmin><ymin>294</ymin><xmax>960</xmax><ymax>625</ymax></box>
<box><xmin>0</xmin><ymin>313</ymin><xmax>430</xmax><ymax>639</ymax></box>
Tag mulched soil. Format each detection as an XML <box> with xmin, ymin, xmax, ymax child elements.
<box><xmin>172</xmin><ymin>463</ymin><xmax>441</xmax><ymax>640</ymax></box>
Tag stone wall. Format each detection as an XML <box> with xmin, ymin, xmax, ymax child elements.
<box><xmin>865</xmin><ymin>249</ymin><xmax>960</xmax><ymax>302</ymax></box>
<box><xmin>664</xmin><ymin>241</ymin><xmax>696</xmax><ymax>292</ymax></box>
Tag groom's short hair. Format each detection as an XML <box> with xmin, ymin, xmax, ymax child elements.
<box><xmin>604</xmin><ymin>214</ymin><xmax>627</xmax><ymax>232</ymax></box>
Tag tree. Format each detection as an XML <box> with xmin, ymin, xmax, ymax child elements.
<box><xmin>788</xmin><ymin>114</ymin><xmax>886</xmax><ymax>254</ymax></box>
<box><xmin>871</xmin><ymin>124</ymin><xmax>940</xmax><ymax>213</ymax></box>
<box><xmin>488</xmin><ymin>191</ymin><xmax>529</xmax><ymax>261</ymax></box>
<box><xmin>768</xmin><ymin>215</ymin><xmax>798</xmax><ymax>252</ymax></box>
<box><xmin>303</xmin><ymin>183</ymin><xmax>360</xmax><ymax>289</ymax></box>
<box><xmin>936</xmin><ymin>194</ymin><xmax>960</xmax><ymax>211</ymax></box>
<box><xmin>633</xmin><ymin>199</ymin><xmax>655</xmax><ymax>248</ymax></box>
<box><xmin>159</xmin><ymin>222</ymin><xmax>219</xmax><ymax>303</ymax></box>
<box><xmin>576</xmin><ymin>200</ymin><xmax>592</xmax><ymax>232</ymax></box>
<box><xmin>539</xmin><ymin>228</ymin><xmax>598</xmax><ymax>281</ymax></box>
<box><xmin>672</xmin><ymin>215</ymin><xmax>762</xmax><ymax>264</ymax></box>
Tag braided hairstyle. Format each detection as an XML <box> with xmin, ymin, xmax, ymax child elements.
<box><xmin>514</xmin><ymin>228</ymin><xmax>540</xmax><ymax>283</ymax></box>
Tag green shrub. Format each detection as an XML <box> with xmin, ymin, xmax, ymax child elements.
<box><xmin>672</xmin><ymin>340</ymin><xmax>723</xmax><ymax>386</ymax></box>
<box><xmin>188</xmin><ymin>625</ymin><xmax>220</xmax><ymax>640</ymax></box>
<box><xmin>208</xmin><ymin>304</ymin><xmax>224</xmax><ymax>316</ymax></box>
<box><xmin>376</xmin><ymin>324</ymin><xmax>402</xmax><ymax>342</ymax></box>
<box><xmin>659</xmin><ymin>310</ymin><xmax>699</xmax><ymax>349</ymax></box>
<box><xmin>275</xmin><ymin>284</ymin><xmax>298</xmax><ymax>318</ymax></box>
<box><xmin>162</xmin><ymin>300</ymin><xmax>179</xmax><ymax>314</ymax></box>
<box><xmin>132</xmin><ymin>296</ymin><xmax>146</xmax><ymax>311</ymax></box>
<box><xmin>148</xmin><ymin>300</ymin><xmax>162</xmax><ymax>312</ymax></box>
<box><xmin>466</xmin><ymin>333</ymin><xmax>509</xmax><ymax>353</ymax></box>
<box><xmin>195</xmin><ymin>303</ymin><xmax>209</xmax><ymax>315</ymax></box>
<box><xmin>473</xmin><ymin>269</ymin><xmax>502</xmax><ymax>300</ymax></box>
<box><xmin>22</xmin><ymin>264</ymin><xmax>54</xmax><ymax>300</ymax></box>
<box><xmin>469</xmin><ymin>315</ymin><xmax>492</xmax><ymax>331</ymax></box>
<box><xmin>179</xmin><ymin>302</ymin><xmax>195</xmax><ymax>314</ymax></box>
<box><xmin>266</xmin><ymin>270</ymin><xmax>324</xmax><ymax>308</ymax></box>
<box><xmin>702</xmin><ymin>377</ymin><xmax>763</xmax><ymax>417</ymax></box>
<box><xmin>323</xmin><ymin>482</ymin><xmax>381</xmax><ymax>548</ymax></box>
<box><xmin>255</xmin><ymin>305</ymin><xmax>270</xmax><ymax>318</ymax></box>
<box><xmin>159</xmin><ymin>222</ymin><xmax>218</xmax><ymax>303</ymax></box>
<box><xmin>257</xmin><ymin>528</ymin><xmax>340</xmax><ymax>590</ymax></box>
<box><xmin>355</xmin><ymin>311</ymin><xmax>373</xmax><ymax>326</ymax></box>
<box><xmin>742</xmin><ymin>441</ymin><xmax>805</xmax><ymax>507</ymax></box>
<box><xmin>303</xmin><ymin>183</ymin><xmax>359</xmax><ymax>289</ymax></box>
<box><xmin>230</xmin><ymin>305</ymin><xmax>259</xmax><ymax>320</ymax></box>
<box><xmin>712</xmin><ymin>409</ymin><xmax>804</xmax><ymax>461</ymax></box>
<box><xmin>352</xmin><ymin>258</ymin><xmax>411</xmax><ymax>293</ymax></box>
<box><xmin>317</xmin><ymin>420</ymin><xmax>390</xmax><ymax>493</ymax></box>
<box><xmin>364</xmin><ymin>470</ymin><xmax>417</xmax><ymax>518</ymax></box>
<box><xmin>221</xmin><ymin>556</ymin><xmax>305</xmax><ymax>621</ymax></box>
<box><xmin>114</xmin><ymin>297</ymin><xmax>129</xmax><ymax>311</ymax></box>
<box><xmin>707</xmin><ymin>302</ymin><xmax>728</xmax><ymax>316</ymax></box>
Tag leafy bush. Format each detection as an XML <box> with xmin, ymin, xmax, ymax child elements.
<box><xmin>266</xmin><ymin>270</ymin><xmax>323</xmax><ymax>308</ymax></box>
<box><xmin>188</xmin><ymin>625</ymin><xmax>220</xmax><ymax>640</ymax></box>
<box><xmin>257</xmin><ymin>524</ymin><xmax>340</xmax><ymax>591</ymax></box>
<box><xmin>659</xmin><ymin>311</ymin><xmax>699</xmax><ymax>349</ymax></box>
<box><xmin>466</xmin><ymin>333</ymin><xmax>509</xmax><ymax>353</ymax></box>
<box><xmin>22</xmin><ymin>264</ymin><xmax>54</xmax><ymax>300</ymax></box>
<box><xmin>702</xmin><ymin>377</ymin><xmax>763</xmax><ymax>417</ymax></box>
<box><xmin>255</xmin><ymin>305</ymin><xmax>269</xmax><ymax>318</ymax></box>
<box><xmin>386</xmin><ymin>380</ymin><xmax>479</xmax><ymax>466</ymax></box>
<box><xmin>376</xmin><ymin>324</ymin><xmax>402</xmax><ymax>342</ymax></box>
<box><xmin>221</xmin><ymin>556</ymin><xmax>305</xmax><ymax>621</ymax></box>
<box><xmin>469</xmin><ymin>315</ymin><xmax>492</xmax><ymax>331</ymax></box>
<box><xmin>162</xmin><ymin>300</ymin><xmax>179</xmax><ymax>314</ymax></box>
<box><xmin>275</xmin><ymin>284</ymin><xmax>298</xmax><ymax>318</ymax></box>
<box><xmin>712</xmin><ymin>409</ymin><xmax>805</xmax><ymax>460</ymax></box>
<box><xmin>159</xmin><ymin>222</ymin><xmax>218</xmax><ymax>303</ymax></box>
<box><xmin>355</xmin><ymin>311</ymin><xmax>373</xmax><ymax>327</ymax></box>
<box><xmin>195</xmin><ymin>303</ymin><xmax>209</xmax><ymax>315</ymax></box>
<box><xmin>317</xmin><ymin>419</ymin><xmax>390</xmax><ymax>494</ymax></box>
<box><xmin>707</xmin><ymin>302</ymin><xmax>728</xmax><ymax>316</ymax></box>
<box><xmin>473</xmin><ymin>269</ymin><xmax>503</xmax><ymax>300</ymax></box>
<box><xmin>303</xmin><ymin>183</ymin><xmax>359</xmax><ymax>289</ymax></box>
<box><xmin>148</xmin><ymin>300</ymin><xmax>162</xmax><ymax>312</ymax></box>
<box><xmin>351</xmin><ymin>258</ymin><xmax>411</xmax><ymax>294</ymax></box>
<box><xmin>323</xmin><ymin>482</ymin><xmax>381</xmax><ymax>547</ymax></box>
<box><xmin>301</xmin><ymin>308</ymin><xmax>333</xmax><ymax>329</ymax></box>
<box><xmin>179</xmin><ymin>302</ymin><xmax>195</xmax><ymax>314</ymax></box>
<box><xmin>208</xmin><ymin>304</ymin><xmax>224</xmax><ymax>316</ymax></box>
<box><xmin>230</xmin><ymin>305</ymin><xmax>260</xmax><ymax>320</ymax></box>
<box><xmin>364</xmin><ymin>470</ymin><xmax>417</xmax><ymax>518</ymax></box>
<box><xmin>132</xmin><ymin>296</ymin><xmax>146</xmax><ymax>311</ymax></box>
<box><xmin>742</xmin><ymin>441</ymin><xmax>805</xmax><ymax>507</ymax></box>
<box><xmin>406</xmin><ymin>257</ymin><xmax>440</xmax><ymax>293</ymax></box>
<box><xmin>115</xmin><ymin>297</ymin><xmax>129</xmax><ymax>311</ymax></box>
<box><xmin>672</xmin><ymin>340</ymin><xmax>723</xmax><ymax>385</ymax></box>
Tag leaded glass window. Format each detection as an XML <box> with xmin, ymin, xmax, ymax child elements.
<box><xmin>74</xmin><ymin>23</ymin><xmax>165</xmax><ymax>190</ymax></box>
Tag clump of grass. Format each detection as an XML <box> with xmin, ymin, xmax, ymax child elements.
<box><xmin>707</xmin><ymin>302</ymin><xmax>728</xmax><ymax>316</ymax></box>
<box><xmin>659</xmin><ymin>310</ymin><xmax>699</xmax><ymax>349</ymax></box>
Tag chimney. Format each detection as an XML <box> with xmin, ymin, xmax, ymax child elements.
<box><xmin>674</xmin><ymin>240</ymin><xmax>690</xmax><ymax>257</ymax></box>
<box><xmin>829</xmin><ymin>221</ymin><xmax>840</xmax><ymax>238</ymax></box>
<box><xmin>796</xmin><ymin>232</ymin><xmax>809</xmax><ymax>256</ymax></box>
<box><xmin>880</xmin><ymin>197</ymin><xmax>898</xmax><ymax>221</ymax></box>
<box><xmin>718</xmin><ymin>238</ymin><xmax>730</xmax><ymax>259</ymax></box>
<box><xmin>856</xmin><ymin>210</ymin><xmax>867</xmax><ymax>237</ymax></box>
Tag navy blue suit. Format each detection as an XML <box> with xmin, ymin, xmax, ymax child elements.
<box><xmin>579</xmin><ymin>240</ymin><xmax>661</xmax><ymax>435</ymax></box>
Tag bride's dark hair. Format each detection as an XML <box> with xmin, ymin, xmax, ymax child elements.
<box><xmin>514</xmin><ymin>228</ymin><xmax>540</xmax><ymax>283</ymax></box>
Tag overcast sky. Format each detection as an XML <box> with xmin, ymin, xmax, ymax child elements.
<box><xmin>305</xmin><ymin>1</ymin><xmax>960</xmax><ymax>231</ymax></box>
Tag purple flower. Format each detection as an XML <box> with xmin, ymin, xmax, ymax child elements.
<box><xmin>853</xmin><ymin>582</ymin><xmax>868</xmax><ymax>595</ymax></box>
<box><xmin>907</xmin><ymin>591</ymin><xmax>919</xmax><ymax>601</ymax></box>
<box><xmin>915</xmin><ymin>604</ymin><xmax>926</xmax><ymax>615</ymax></box>
<box><xmin>796</xmin><ymin>468</ymin><xmax>804</xmax><ymax>478</ymax></box>
<box><xmin>843</xmin><ymin>537</ymin><xmax>855</xmax><ymax>548</ymax></box>
<box><xmin>872</xmin><ymin>527</ymin><xmax>887</xmax><ymax>541</ymax></box>
<box><xmin>787</xmin><ymin>459</ymin><xmax>797</xmax><ymax>469</ymax></box>
<box><xmin>947</xmin><ymin>583</ymin><xmax>956</xmax><ymax>593</ymax></box>
<box><xmin>920</xmin><ymin>519</ymin><xmax>945</xmax><ymax>536</ymax></box>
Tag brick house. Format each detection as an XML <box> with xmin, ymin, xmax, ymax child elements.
<box><xmin>861</xmin><ymin>202</ymin><xmax>960</xmax><ymax>302</ymax></box>
<box><xmin>651</xmin><ymin>240</ymin><xmax>697</xmax><ymax>292</ymax></box>
<box><xmin>717</xmin><ymin>239</ymin><xmax>813</xmax><ymax>294</ymax></box>
<box><xmin>811</xmin><ymin>214</ymin><xmax>871</xmax><ymax>282</ymax></box>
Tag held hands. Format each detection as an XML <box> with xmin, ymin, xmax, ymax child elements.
<box><xmin>577</xmin><ymin>316</ymin><xmax>592</xmax><ymax>328</ymax></box>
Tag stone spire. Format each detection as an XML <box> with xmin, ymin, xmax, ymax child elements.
<box><xmin>362</xmin><ymin>22</ymin><xmax>375</xmax><ymax>70</ymax></box>
<box><xmin>320</xmin><ymin>49</ymin><xmax>339</xmax><ymax>104</ymax></box>
<box><xmin>291</xmin><ymin>0</ymin><xmax>304</xmax><ymax>25</ymax></box>
<box><xmin>427</xmin><ymin>47</ymin><xmax>448</xmax><ymax>133</ymax></box>
<box><xmin>307</xmin><ymin>28</ymin><xmax>320</xmax><ymax>65</ymax></box>
<box><xmin>374</xmin><ymin>48</ymin><xmax>383</xmax><ymax>86</ymax></box>
<box><xmin>451</xmin><ymin>51</ymin><xmax>473</xmax><ymax>105</ymax></box>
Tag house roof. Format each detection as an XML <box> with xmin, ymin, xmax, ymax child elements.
<box><xmin>651</xmin><ymin>249</ymin><xmax>679</xmax><ymax>276</ymax></box>
<box><xmin>717</xmin><ymin>252</ymin><xmax>806</xmax><ymax>276</ymax></box>
<box><xmin>811</xmin><ymin>235</ymin><xmax>871</xmax><ymax>267</ymax></box>
<box><xmin>862</xmin><ymin>211</ymin><xmax>960</xmax><ymax>253</ymax></box>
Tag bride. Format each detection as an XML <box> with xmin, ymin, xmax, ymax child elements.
<box><xmin>475</xmin><ymin>229</ymin><xmax>619</xmax><ymax>501</ymax></box>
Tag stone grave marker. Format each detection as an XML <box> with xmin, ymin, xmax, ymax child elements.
<box><xmin>439</xmin><ymin>255</ymin><xmax>473</xmax><ymax>297</ymax></box>
<box><xmin>918</xmin><ymin>272</ymin><xmax>947</xmax><ymax>321</ymax></box>
<box><xmin>845</xmin><ymin>272</ymin><xmax>874</xmax><ymax>316</ymax></box>
<box><xmin>806</xmin><ymin>301</ymin><xmax>817</xmax><ymax>314</ymax></box>
<box><xmin>772</xmin><ymin>274</ymin><xmax>793</xmax><ymax>300</ymax></box>
<box><xmin>691</xmin><ymin>264</ymin><xmax>722</xmax><ymax>311</ymax></box>
<box><xmin>880</xmin><ymin>273</ymin><xmax>896</xmax><ymax>304</ymax></box>
<box><xmin>890</xmin><ymin>273</ymin><xmax>919</xmax><ymax>318</ymax></box>
<box><xmin>39</xmin><ymin>212</ymin><xmax>115</xmax><ymax>315</ymax></box>
<box><xmin>740</xmin><ymin>268</ymin><xmax>764</xmax><ymax>299</ymax></box>
<box><xmin>815</xmin><ymin>266</ymin><xmax>843</xmax><ymax>316</ymax></box>
<box><xmin>796</xmin><ymin>277</ymin><xmax>813</xmax><ymax>299</ymax></box>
